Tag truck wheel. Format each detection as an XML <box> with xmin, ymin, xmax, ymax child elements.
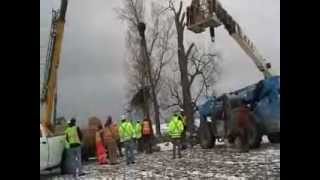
<box><xmin>268</xmin><ymin>133</ymin><xmax>280</xmax><ymax>143</ymax></box>
<box><xmin>198</xmin><ymin>121</ymin><xmax>215</xmax><ymax>149</ymax></box>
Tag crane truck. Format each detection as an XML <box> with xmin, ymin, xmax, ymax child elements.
<box><xmin>186</xmin><ymin>0</ymin><xmax>280</xmax><ymax>149</ymax></box>
<box><xmin>40</xmin><ymin>0</ymin><xmax>68</xmax><ymax>171</ymax></box>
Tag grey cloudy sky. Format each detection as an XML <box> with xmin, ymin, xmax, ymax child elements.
<box><xmin>40</xmin><ymin>0</ymin><xmax>279</xmax><ymax>127</ymax></box>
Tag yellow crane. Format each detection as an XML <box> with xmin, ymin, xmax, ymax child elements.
<box><xmin>41</xmin><ymin>0</ymin><xmax>68</xmax><ymax>135</ymax></box>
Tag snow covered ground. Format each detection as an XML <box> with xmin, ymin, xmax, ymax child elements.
<box><xmin>41</xmin><ymin>138</ymin><xmax>279</xmax><ymax>180</ymax></box>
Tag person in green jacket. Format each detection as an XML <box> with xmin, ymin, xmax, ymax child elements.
<box><xmin>177</xmin><ymin>109</ymin><xmax>188</xmax><ymax>150</ymax></box>
<box><xmin>133</xmin><ymin>120</ymin><xmax>142</xmax><ymax>153</ymax></box>
<box><xmin>119</xmin><ymin>115</ymin><xmax>135</xmax><ymax>165</ymax></box>
<box><xmin>168</xmin><ymin>113</ymin><xmax>184</xmax><ymax>159</ymax></box>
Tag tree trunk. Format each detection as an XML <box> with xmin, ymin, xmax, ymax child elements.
<box><xmin>139</xmin><ymin>22</ymin><xmax>161</xmax><ymax>135</ymax></box>
<box><xmin>139</xmin><ymin>27</ymin><xmax>150</xmax><ymax>119</ymax></box>
<box><xmin>151</xmin><ymin>87</ymin><xmax>161</xmax><ymax>136</ymax></box>
<box><xmin>175</xmin><ymin>16</ymin><xmax>195</xmax><ymax>135</ymax></box>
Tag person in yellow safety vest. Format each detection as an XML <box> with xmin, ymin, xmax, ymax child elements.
<box><xmin>133</xmin><ymin>120</ymin><xmax>143</xmax><ymax>153</ymax></box>
<box><xmin>178</xmin><ymin>109</ymin><xmax>188</xmax><ymax>150</ymax></box>
<box><xmin>64</xmin><ymin>118</ymin><xmax>84</xmax><ymax>176</ymax></box>
<box><xmin>168</xmin><ymin>113</ymin><xmax>184</xmax><ymax>159</ymax></box>
<box><xmin>119</xmin><ymin>115</ymin><xmax>135</xmax><ymax>165</ymax></box>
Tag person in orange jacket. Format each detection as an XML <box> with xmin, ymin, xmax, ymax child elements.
<box><xmin>95</xmin><ymin>125</ymin><xmax>108</xmax><ymax>164</ymax></box>
<box><xmin>103</xmin><ymin>116</ymin><xmax>119</xmax><ymax>164</ymax></box>
<box><xmin>104</xmin><ymin>116</ymin><xmax>123</xmax><ymax>157</ymax></box>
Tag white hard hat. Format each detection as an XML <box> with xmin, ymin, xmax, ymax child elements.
<box><xmin>180</xmin><ymin>108</ymin><xmax>184</xmax><ymax>112</ymax></box>
<box><xmin>121</xmin><ymin>115</ymin><xmax>126</xmax><ymax>120</ymax></box>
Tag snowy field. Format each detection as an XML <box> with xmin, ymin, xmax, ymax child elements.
<box><xmin>41</xmin><ymin>136</ymin><xmax>279</xmax><ymax>180</ymax></box>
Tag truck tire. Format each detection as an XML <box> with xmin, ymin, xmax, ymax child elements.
<box><xmin>198</xmin><ymin>121</ymin><xmax>215</xmax><ymax>149</ymax></box>
<box><xmin>268</xmin><ymin>133</ymin><xmax>280</xmax><ymax>143</ymax></box>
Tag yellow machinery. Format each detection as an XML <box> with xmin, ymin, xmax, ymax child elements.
<box><xmin>40</xmin><ymin>0</ymin><xmax>68</xmax><ymax>135</ymax></box>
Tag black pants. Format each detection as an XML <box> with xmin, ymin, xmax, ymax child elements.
<box><xmin>171</xmin><ymin>138</ymin><xmax>182</xmax><ymax>159</ymax></box>
<box><xmin>180</xmin><ymin>127</ymin><xmax>187</xmax><ymax>150</ymax></box>
<box><xmin>117</xmin><ymin>139</ymin><xmax>123</xmax><ymax>157</ymax></box>
<box><xmin>135</xmin><ymin>138</ymin><xmax>143</xmax><ymax>153</ymax></box>
<box><xmin>142</xmin><ymin>135</ymin><xmax>152</xmax><ymax>154</ymax></box>
<box><xmin>239</xmin><ymin>127</ymin><xmax>250</xmax><ymax>152</ymax></box>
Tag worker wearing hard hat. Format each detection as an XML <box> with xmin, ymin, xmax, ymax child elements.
<box><xmin>64</xmin><ymin>118</ymin><xmax>84</xmax><ymax>176</ymax></box>
<box><xmin>119</xmin><ymin>115</ymin><xmax>135</xmax><ymax>165</ymax></box>
<box><xmin>168</xmin><ymin>113</ymin><xmax>184</xmax><ymax>159</ymax></box>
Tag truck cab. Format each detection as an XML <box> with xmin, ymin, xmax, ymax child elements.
<box><xmin>40</xmin><ymin>123</ymin><xmax>65</xmax><ymax>171</ymax></box>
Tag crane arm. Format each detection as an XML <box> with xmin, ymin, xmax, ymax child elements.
<box><xmin>186</xmin><ymin>0</ymin><xmax>274</xmax><ymax>79</ymax></box>
<box><xmin>41</xmin><ymin>0</ymin><xmax>68</xmax><ymax>134</ymax></box>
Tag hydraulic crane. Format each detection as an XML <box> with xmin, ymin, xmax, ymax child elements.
<box><xmin>187</xmin><ymin>0</ymin><xmax>280</xmax><ymax>149</ymax></box>
<box><xmin>41</xmin><ymin>0</ymin><xmax>68</xmax><ymax>135</ymax></box>
<box><xmin>186</xmin><ymin>0</ymin><xmax>275</xmax><ymax>79</ymax></box>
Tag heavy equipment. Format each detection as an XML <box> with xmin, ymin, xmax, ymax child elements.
<box><xmin>40</xmin><ymin>0</ymin><xmax>68</xmax><ymax>171</ymax></box>
<box><xmin>40</xmin><ymin>0</ymin><xmax>101</xmax><ymax>167</ymax></box>
<box><xmin>186</xmin><ymin>0</ymin><xmax>280</xmax><ymax>149</ymax></box>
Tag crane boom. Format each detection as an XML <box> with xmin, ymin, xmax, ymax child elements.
<box><xmin>41</xmin><ymin>0</ymin><xmax>68</xmax><ymax>134</ymax></box>
<box><xmin>186</xmin><ymin>0</ymin><xmax>274</xmax><ymax>79</ymax></box>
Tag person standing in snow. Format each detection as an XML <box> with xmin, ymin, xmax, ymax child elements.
<box><xmin>95</xmin><ymin>125</ymin><xmax>108</xmax><ymax>164</ymax></box>
<box><xmin>168</xmin><ymin>114</ymin><xmax>184</xmax><ymax>159</ymax></box>
<box><xmin>234</xmin><ymin>100</ymin><xmax>253</xmax><ymax>153</ymax></box>
<box><xmin>177</xmin><ymin>109</ymin><xmax>188</xmax><ymax>150</ymax></box>
<box><xmin>133</xmin><ymin>120</ymin><xmax>143</xmax><ymax>153</ymax></box>
<box><xmin>142</xmin><ymin>116</ymin><xmax>154</xmax><ymax>154</ymax></box>
<box><xmin>64</xmin><ymin>118</ymin><xmax>84</xmax><ymax>176</ymax></box>
<box><xmin>103</xmin><ymin>116</ymin><xmax>119</xmax><ymax>164</ymax></box>
<box><xmin>119</xmin><ymin>115</ymin><xmax>135</xmax><ymax>165</ymax></box>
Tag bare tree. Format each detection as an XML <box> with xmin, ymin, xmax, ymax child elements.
<box><xmin>188</xmin><ymin>45</ymin><xmax>221</xmax><ymax>106</ymax></box>
<box><xmin>117</xmin><ymin>0</ymin><xmax>175</xmax><ymax>136</ymax></box>
<box><xmin>168</xmin><ymin>0</ymin><xmax>196</xmax><ymax>134</ymax></box>
<box><xmin>161</xmin><ymin>44</ymin><xmax>221</xmax><ymax>113</ymax></box>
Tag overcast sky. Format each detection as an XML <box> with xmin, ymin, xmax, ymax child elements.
<box><xmin>40</xmin><ymin>0</ymin><xmax>279</xmax><ymax>127</ymax></box>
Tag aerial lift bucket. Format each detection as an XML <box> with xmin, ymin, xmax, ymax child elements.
<box><xmin>186</xmin><ymin>0</ymin><xmax>222</xmax><ymax>33</ymax></box>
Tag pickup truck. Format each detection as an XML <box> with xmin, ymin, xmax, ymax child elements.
<box><xmin>40</xmin><ymin>123</ymin><xmax>65</xmax><ymax>171</ymax></box>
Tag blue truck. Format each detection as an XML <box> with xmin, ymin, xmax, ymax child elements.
<box><xmin>197</xmin><ymin>76</ymin><xmax>280</xmax><ymax>149</ymax></box>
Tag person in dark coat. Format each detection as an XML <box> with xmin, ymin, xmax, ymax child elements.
<box><xmin>141</xmin><ymin>117</ymin><xmax>154</xmax><ymax>154</ymax></box>
<box><xmin>235</xmin><ymin>101</ymin><xmax>253</xmax><ymax>152</ymax></box>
